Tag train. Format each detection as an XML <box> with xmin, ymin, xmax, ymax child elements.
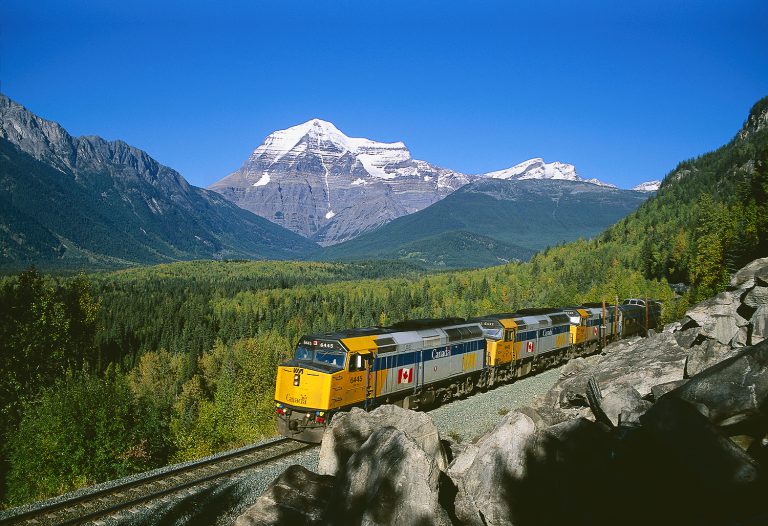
<box><xmin>274</xmin><ymin>299</ymin><xmax>661</xmax><ymax>442</ymax></box>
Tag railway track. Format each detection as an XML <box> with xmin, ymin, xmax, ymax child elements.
<box><xmin>0</xmin><ymin>437</ymin><xmax>316</xmax><ymax>526</ymax></box>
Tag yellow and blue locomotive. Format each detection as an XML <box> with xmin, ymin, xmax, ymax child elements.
<box><xmin>275</xmin><ymin>300</ymin><xmax>661</xmax><ymax>442</ymax></box>
<box><xmin>275</xmin><ymin>319</ymin><xmax>485</xmax><ymax>442</ymax></box>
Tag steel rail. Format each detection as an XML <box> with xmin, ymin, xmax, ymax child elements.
<box><xmin>0</xmin><ymin>437</ymin><xmax>316</xmax><ymax>526</ymax></box>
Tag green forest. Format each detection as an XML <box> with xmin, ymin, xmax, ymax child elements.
<box><xmin>1</xmin><ymin>97</ymin><xmax>767</xmax><ymax>508</ymax></box>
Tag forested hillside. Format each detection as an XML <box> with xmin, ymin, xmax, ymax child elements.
<box><xmin>320</xmin><ymin>179</ymin><xmax>649</xmax><ymax>268</ymax></box>
<box><xmin>597</xmin><ymin>96</ymin><xmax>768</xmax><ymax>300</ymax></box>
<box><xmin>0</xmin><ymin>94</ymin><xmax>318</xmax><ymax>270</ymax></box>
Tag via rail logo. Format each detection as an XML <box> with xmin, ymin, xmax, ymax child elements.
<box><xmin>398</xmin><ymin>367</ymin><xmax>414</xmax><ymax>384</ymax></box>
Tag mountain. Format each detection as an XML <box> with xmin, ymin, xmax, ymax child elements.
<box><xmin>208</xmin><ymin>119</ymin><xmax>472</xmax><ymax>246</ymax></box>
<box><xmin>0</xmin><ymin>94</ymin><xmax>318</xmax><ymax>269</ymax></box>
<box><xmin>483</xmin><ymin>158</ymin><xmax>617</xmax><ymax>188</ymax></box>
<box><xmin>320</xmin><ymin>178</ymin><xmax>649</xmax><ymax>268</ymax></box>
<box><xmin>633</xmin><ymin>180</ymin><xmax>661</xmax><ymax>192</ymax></box>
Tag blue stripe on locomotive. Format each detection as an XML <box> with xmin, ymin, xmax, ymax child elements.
<box><xmin>373</xmin><ymin>338</ymin><xmax>485</xmax><ymax>371</ymax></box>
<box><xmin>514</xmin><ymin>324</ymin><xmax>569</xmax><ymax>342</ymax></box>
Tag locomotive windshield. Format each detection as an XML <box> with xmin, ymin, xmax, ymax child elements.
<box><xmin>294</xmin><ymin>345</ymin><xmax>314</xmax><ymax>361</ymax></box>
<box><xmin>293</xmin><ymin>344</ymin><xmax>346</xmax><ymax>368</ymax></box>
<box><xmin>482</xmin><ymin>327</ymin><xmax>503</xmax><ymax>341</ymax></box>
<box><xmin>314</xmin><ymin>350</ymin><xmax>346</xmax><ymax>367</ymax></box>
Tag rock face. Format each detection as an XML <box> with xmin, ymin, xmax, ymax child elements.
<box><xmin>632</xmin><ymin>180</ymin><xmax>662</xmax><ymax>192</ymax></box>
<box><xmin>234</xmin><ymin>465</ymin><xmax>334</xmax><ymax>526</ymax></box>
<box><xmin>208</xmin><ymin>119</ymin><xmax>472</xmax><ymax>246</ymax></box>
<box><xmin>318</xmin><ymin>404</ymin><xmax>447</xmax><ymax>475</ymax></box>
<box><xmin>447</xmin><ymin>410</ymin><xmax>539</xmax><ymax>526</ymax></box>
<box><xmin>335</xmin><ymin>426</ymin><xmax>450</xmax><ymax>526</ymax></box>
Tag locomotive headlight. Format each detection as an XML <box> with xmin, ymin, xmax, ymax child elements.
<box><xmin>293</xmin><ymin>373</ymin><xmax>300</xmax><ymax>386</ymax></box>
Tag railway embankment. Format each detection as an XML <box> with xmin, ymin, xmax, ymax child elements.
<box><xmin>236</xmin><ymin>257</ymin><xmax>768</xmax><ymax>526</ymax></box>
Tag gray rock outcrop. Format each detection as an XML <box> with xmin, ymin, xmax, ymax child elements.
<box><xmin>335</xmin><ymin>426</ymin><xmax>450</xmax><ymax>526</ymax></box>
<box><xmin>537</xmin><ymin>257</ymin><xmax>768</xmax><ymax>423</ymax></box>
<box><xmin>447</xmin><ymin>410</ymin><xmax>540</xmax><ymax>526</ymax></box>
<box><xmin>234</xmin><ymin>465</ymin><xmax>334</xmax><ymax>526</ymax></box>
<box><xmin>318</xmin><ymin>404</ymin><xmax>447</xmax><ymax>476</ymax></box>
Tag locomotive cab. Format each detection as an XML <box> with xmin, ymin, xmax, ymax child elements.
<box><xmin>275</xmin><ymin>334</ymin><xmax>377</xmax><ymax>443</ymax></box>
<box><xmin>475</xmin><ymin>315</ymin><xmax>518</xmax><ymax>366</ymax></box>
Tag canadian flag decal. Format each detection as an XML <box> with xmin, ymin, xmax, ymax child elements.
<box><xmin>398</xmin><ymin>367</ymin><xmax>414</xmax><ymax>384</ymax></box>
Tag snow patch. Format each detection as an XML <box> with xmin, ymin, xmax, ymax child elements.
<box><xmin>252</xmin><ymin>172</ymin><xmax>270</xmax><ymax>187</ymax></box>
<box><xmin>585</xmin><ymin>178</ymin><xmax>617</xmax><ymax>188</ymax></box>
<box><xmin>325</xmin><ymin>210</ymin><xmax>336</xmax><ymax>219</ymax></box>
<box><xmin>633</xmin><ymin>180</ymin><xmax>661</xmax><ymax>192</ymax></box>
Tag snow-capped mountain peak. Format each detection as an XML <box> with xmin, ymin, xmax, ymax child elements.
<box><xmin>210</xmin><ymin>119</ymin><xmax>471</xmax><ymax>245</ymax></box>
<box><xmin>254</xmin><ymin>118</ymin><xmax>410</xmax><ymax>171</ymax></box>
<box><xmin>633</xmin><ymin>180</ymin><xmax>661</xmax><ymax>192</ymax></box>
<box><xmin>483</xmin><ymin>158</ymin><xmax>614</xmax><ymax>187</ymax></box>
<box><xmin>484</xmin><ymin>158</ymin><xmax>579</xmax><ymax>181</ymax></box>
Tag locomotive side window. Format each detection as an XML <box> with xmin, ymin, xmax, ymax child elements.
<box><xmin>349</xmin><ymin>353</ymin><xmax>366</xmax><ymax>371</ymax></box>
<box><xmin>505</xmin><ymin>330</ymin><xmax>513</xmax><ymax>341</ymax></box>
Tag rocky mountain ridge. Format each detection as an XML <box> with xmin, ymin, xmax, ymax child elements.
<box><xmin>209</xmin><ymin>120</ymin><xmax>627</xmax><ymax>246</ymax></box>
<box><xmin>0</xmin><ymin>93</ymin><xmax>317</xmax><ymax>267</ymax></box>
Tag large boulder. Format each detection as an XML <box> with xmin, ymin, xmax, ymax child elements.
<box><xmin>684</xmin><ymin>338</ymin><xmax>741</xmax><ymax>377</ymax></box>
<box><xmin>447</xmin><ymin>410</ymin><xmax>540</xmax><ymax>526</ymax></box>
<box><xmin>333</xmin><ymin>426</ymin><xmax>450</xmax><ymax>526</ymax></box>
<box><xmin>234</xmin><ymin>465</ymin><xmax>335</xmax><ymax>526</ymax></box>
<box><xmin>587</xmin><ymin>379</ymin><xmax>651</xmax><ymax>427</ymax></box>
<box><xmin>743</xmin><ymin>285</ymin><xmax>768</xmax><ymax>309</ymax></box>
<box><xmin>538</xmin><ymin>330</ymin><xmax>687</xmax><ymax>414</ymax></box>
<box><xmin>680</xmin><ymin>291</ymin><xmax>747</xmax><ymax>346</ymax></box>
<box><xmin>318</xmin><ymin>405</ymin><xmax>446</xmax><ymax>476</ymax></box>
<box><xmin>728</xmin><ymin>257</ymin><xmax>768</xmax><ymax>289</ymax></box>
<box><xmin>671</xmin><ymin>339</ymin><xmax>768</xmax><ymax>427</ymax></box>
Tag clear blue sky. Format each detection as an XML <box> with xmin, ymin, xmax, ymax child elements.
<box><xmin>2</xmin><ymin>1</ymin><xmax>767</xmax><ymax>189</ymax></box>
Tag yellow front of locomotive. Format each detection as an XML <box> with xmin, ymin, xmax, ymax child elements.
<box><xmin>478</xmin><ymin>317</ymin><xmax>518</xmax><ymax>365</ymax></box>
<box><xmin>567</xmin><ymin>308</ymin><xmax>589</xmax><ymax>347</ymax></box>
<box><xmin>275</xmin><ymin>336</ymin><xmax>346</xmax><ymax>443</ymax></box>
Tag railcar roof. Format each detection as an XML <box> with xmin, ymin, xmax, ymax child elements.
<box><xmin>515</xmin><ymin>308</ymin><xmax>564</xmax><ymax>315</ymax></box>
<box><xmin>301</xmin><ymin>326</ymin><xmax>393</xmax><ymax>341</ymax></box>
<box><xmin>388</xmin><ymin>317</ymin><xmax>467</xmax><ymax>330</ymax></box>
<box><xmin>471</xmin><ymin>313</ymin><xmax>519</xmax><ymax>320</ymax></box>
